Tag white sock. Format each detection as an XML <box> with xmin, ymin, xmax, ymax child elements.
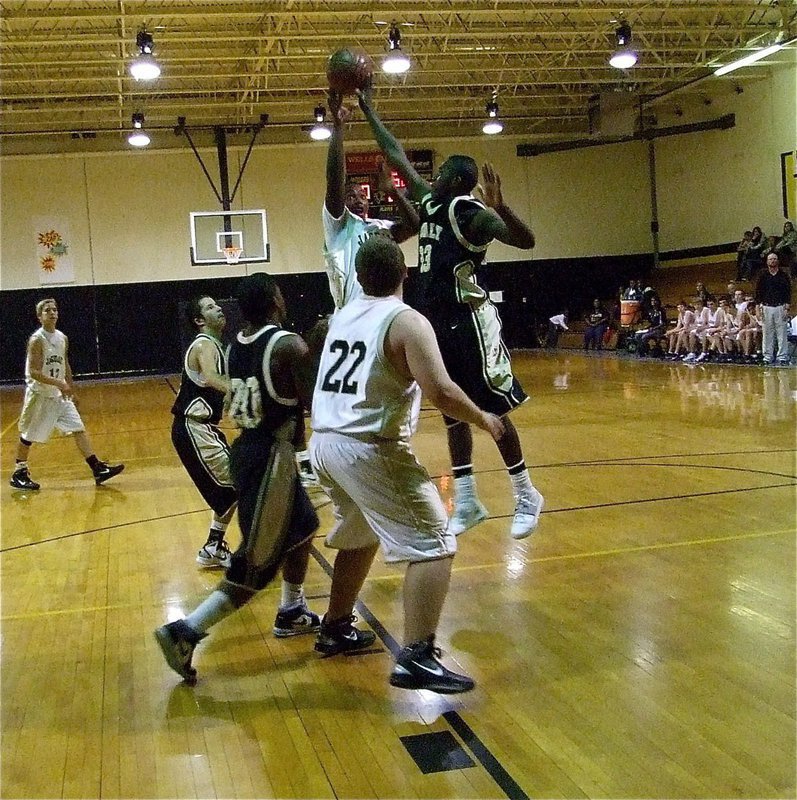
<box><xmin>184</xmin><ymin>590</ymin><xmax>236</xmax><ymax>634</ymax></box>
<box><xmin>453</xmin><ymin>473</ymin><xmax>476</xmax><ymax>502</ymax></box>
<box><xmin>280</xmin><ymin>581</ymin><xmax>304</xmax><ymax>611</ymax></box>
<box><xmin>508</xmin><ymin>464</ymin><xmax>534</xmax><ymax>499</ymax></box>
<box><xmin>15</xmin><ymin>461</ymin><xmax>28</xmax><ymax>471</ymax></box>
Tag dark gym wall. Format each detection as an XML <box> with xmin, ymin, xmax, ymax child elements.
<box><xmin>0</xmin><ymin>253</ymin><xmax>653</xmax><ymax>383</ymax></box>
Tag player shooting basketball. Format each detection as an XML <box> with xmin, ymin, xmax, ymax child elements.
<box><xmin>322</xmin><ymin>90</ymin><xmax>420</xmax><ymax>310</ymax></box>
<box><xmin>356</xmin><ymin>88</ymin><xmax>545</xmax><ymax>541</ymax></box>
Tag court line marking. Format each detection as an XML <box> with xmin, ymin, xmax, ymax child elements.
<box><xmin>2</xmin><ymin>482</ymin><xmax>791</xmax><ymax>554</ymax></box>
<box><xmin>309</xmin><ymin>546</ymin><xmax>528</xmax><ymax>800</ymax></box>
<box><xmin>1</xmin><ymin>415</ymin><xmax>21</xmax><ymax>438</ymax></box>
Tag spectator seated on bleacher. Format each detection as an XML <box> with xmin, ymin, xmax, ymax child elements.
<box><xmin>634</xmin><ymin>296</ymin><xmax>668</xmax><ymax>357</ymax></box>
<box><xmin>740</xmin><ymin>226</ymin><xmax>766</xmax><ymax>282</ymax></box>
<box><xmin>682</xmin><ymin>297</ymin><xmax>710</xmax><ymax>363</ymax></box>
<box><xmin>664</xmin><ymin>301</ymin><xmax>695</xmax><ymax>360</ymax></box>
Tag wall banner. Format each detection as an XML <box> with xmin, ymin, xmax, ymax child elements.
<box><xmin>34</xmin><ymin>218</ymin><xmax>75</xmax><ymax>285</ymax></box>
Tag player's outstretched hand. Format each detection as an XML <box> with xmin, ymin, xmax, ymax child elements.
<box><xmin>481</xmin><ymin>162</ymin><xmax>503</xmax><ymax>209</ymax></box>
<box><xmin>478</xmin><ymin>411</ymin><xmax>505</xmax><ymax>441</ymax></box>
<box><xmin>355</xmin><ymin>86</ymin><xmax>373</xmax><ymax>113</ymax></box>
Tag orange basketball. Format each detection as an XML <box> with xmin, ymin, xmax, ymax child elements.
<box><xmin>326</xmin><ymin>48</ymin><xmax>374</xmax><ymax>95</ymax></box>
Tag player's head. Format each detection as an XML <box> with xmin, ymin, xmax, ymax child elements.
<box><xmin>36</xmin><ymin>298</ymin><xmax>58</xmax><ymax>327</ymax></box>
<box><xmin>345</xmin><ymin>182</ymin><xmax>369</xmax><ymax>219</ymax></box>
<box><xmin>235</xmin><ymin>273</ymin><xmax>286</xmax><ymax>327</ymax></box>
<box><xmin>355</xmin><ymin>235</ymin><xmax>406</xmax><ymax>297</ymax></box>
<box><xmin>187</xmin><ymin>295</ymin><xmax>225</xmax><ymax>333</ymax></box>
<box><xmin>431</xmin><ymin>155</ymin><xmax>478</xmax><ymax>200</ymax></box>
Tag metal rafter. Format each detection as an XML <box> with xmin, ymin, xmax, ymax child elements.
<box><xmin>0</xmin><ymin>0</ymin><xmax>793</xmax><ymax>152</ymax></box>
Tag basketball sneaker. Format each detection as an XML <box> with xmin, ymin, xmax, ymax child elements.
<box><xmin>390</xmin><ymin>638</ymin><xmax>475</xmax><ymax>694</ymax></box>
<box><xmin>448</xmin><ymin>498</ymin><xmax>489</xmax><ymax>536</ymax></box>
<box><xmin>510</xmin><ymin>487</ymin><xmax>545</xmax><ymax>539</ymax></box>
<box><xmin>10</xmin><ymin>467</ymin><xmax>40</xmax><ymax>491</ymax></box>
<box><xmin>273</xmin><ymin>603</ymin><xmax>322</xmax><ymax>638</ymax></box>
<box><xmin>93</xmin><ymin>461</ymin><xmax>124</xmax><ymax>485</ymax></box>
<box><xmin>153</xmin><ymin>619</ymin><xmax>206</xmax><ymax>684</ymax></box>
<box><xmin>297</xmin><ymin>460</ymin><xmax>321</xmax><ymax>490</ymax></box>
<box><xmin>196</xmin><ymin>538</ymin><xmax>232</xmax><ymax>568</ymax></box>
<box><xmin>314</xmin><ymin>614</ymin><xmax>376</xmax><ymax>655</ymax></box>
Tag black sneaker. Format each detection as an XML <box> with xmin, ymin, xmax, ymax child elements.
<box><xmin>314</xmin><ymin>614</ymin><xmax>376</xmax><ymax>655</ymax></box>
<box><xmin>94</xmin><ymin>461</ymin><xmax>124</xmax><ymax>485</ymax></box>
<box><xmin>10</xmin><ymin>468</ymin><xmax>40</xmax><ymax>491</ymax></box>
<box><xmin>273</xmin><ymin>603</ymin><xmax>322</xmax><ymax>638</ymax></box>
<box><xmin>390</xmin><ymin>638</ymin><xmax>475</xmax><ymax>694</ymax></box>
<box><xmin>153</xmin><ymin>619</ymin><xmax>206</xmax><ymax>684</ymax></box>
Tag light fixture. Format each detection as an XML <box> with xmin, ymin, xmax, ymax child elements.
<box><xmin>127</xmin><ymin>112</ymin><xmax>151</xmax><ymax>147</ymax></box>
<box><xmin>482</xmin><ymin>100</ymin><xmax>503</xmax><ymax>135</ymax></box>
<box><xmin>713</xmin><ymin>36</ymin><xmax>795</xmax><ymax>76</ymax></box>
<box><xmin>310</xmin><ymin>105</ymin><xmax>331</xmax><ymax>140</ymax></box>
<box><xmin>129</xmin><ymin>29</ymin><xmax>161</xmax><ymax>81</ymax></box>
<box><xmin>382</xmin><ymin>23</ymin><xmax>411</xmax><ymax>74</ymax></box>
<box><xmin>609</xmin><ymin>21</ymin><xmax>638</xmax><ymax>69</ymax></box>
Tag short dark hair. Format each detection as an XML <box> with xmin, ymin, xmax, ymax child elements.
<box><xmin>186</xmin><ymin>295</ymin><xmax>211</xmax><ymax>330</ymax></box>
<box><xmin>355</xmin><ymin>236</ymin><xmax>405</xmax><ymax>297</ymax></box>
<box><xmin>235</xmin><ymin>272</ymin><xmax>279</xmax><ymax>326</ymax></box>
<box><xmin>447</xmin><ymin>155</ymin><xmax>479</xmax><ymax>192</ymax></box>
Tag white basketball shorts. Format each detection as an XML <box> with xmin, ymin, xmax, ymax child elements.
<box><xmin>309</xmin><ymin>431</ymin><xmax>455</xmax><ymax>563</ymax></box>
<box><xmin>18</xmin><ymin>389</ymin><xmax>85</xmax><ymax>443</ymax></box>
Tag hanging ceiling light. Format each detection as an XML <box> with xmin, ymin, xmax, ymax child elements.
<box><xmin>482</xmin><ymin>100</ymin><xmax>504</xmax><ymax>135</ymax></box>
<box><xmin>382</xmin><ymin>23</ymin><xmax>411</xmax><ymax>74</ymax></box>
<box><xmin>127</xmin><ymin>112</ymin><xmax>151</xmax><ymax>147</ymax></box>
<box><xmin>129</xmin><ymin>29</ymin><xmax>161</xmax><ymax>81</ymax></box>
<box><xmin>310</xmin><ymin>105</ymin><xmax>332</xmax><ymax>141</ymax></box>
<box><xmin>713</xmin><ymin>35</ymin><xmax>796</xmax><ymax>76</ymax></box>
<box><xmin>609</xmin><ymin>21</ymin><xmax>638</xmax><ymax>69</ymax></box>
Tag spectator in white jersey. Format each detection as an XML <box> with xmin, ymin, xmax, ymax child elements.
<box><xmin>10</xmin><ymin>298</ymin><xmax>124</xmax><ymax>491</ymax></box>
<box><xmin>309</xmin><ymin>236</ymin><xmax>505</xmax><ymax>694</ymax></box>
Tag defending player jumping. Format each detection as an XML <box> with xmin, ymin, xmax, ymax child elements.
<box><xmin>357</xmin><ymin>89</ymin><xmax>544</xmax><ymax>540</ymax></box>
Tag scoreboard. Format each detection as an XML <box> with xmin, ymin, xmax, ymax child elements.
<box><xmin>344</xmin><ymin>149</ymin><xmax>433</xmax><ymax>221</ymax></box>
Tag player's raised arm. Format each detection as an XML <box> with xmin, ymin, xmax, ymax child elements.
<box><xmin>357</xmin><ymin>89</ymin><xmax>431</xmax><ymax>202</ymax></box>
<box><xmin>325</xmin><ymin>91</ymin><xmax>349</xmax><ymax>219</ymax></box>
<box><xmin>377</xmin><ymin>161</ymin><xmax>419</xmax><ymax>243</ymax></box>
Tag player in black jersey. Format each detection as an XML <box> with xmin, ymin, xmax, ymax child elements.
<box><xmin>171</xmin><ymin>296</ymin><xmax>236</xmax><ymax>567</ymax></box>
<box><xmin>358</xmin><ymin>90</ymin><xmax>545</xmax><ymax>540</ymax></box>
<box><xmin>155</xmin><ymin>275</ymin><xmax>321</xmax><ymax>683</ymax></box>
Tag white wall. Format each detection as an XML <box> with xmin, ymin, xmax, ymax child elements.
<box><xmin>1</xmin><ymin>53</ymin><xmax>793</xmax><ymax>291</ymax></box>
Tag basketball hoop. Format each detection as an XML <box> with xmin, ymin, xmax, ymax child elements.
<box><xmin>223</xmin><ymin>245</ymin><xmax>243</xmax><ymax>265</ymax></box>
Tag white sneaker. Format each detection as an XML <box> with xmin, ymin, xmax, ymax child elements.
<box><xmin>196</xmin><ymin>539</ymin><xmax>232</xmax><ymax>568</ymax></box>
<box><xmin>510</xmin><ymin>488</ymin><xmax>545</xmax><ymax>539</ymax></box>
<box><xmin>449</xmin><ymin>498</ymin><xmax>489</xmax><ymax>536</ymax></box>
<box><xmin>683</xmin><ymin>352</ymin><xmax>697</xmax><ymax>362</ymax></box>
<box><xmin>695</xmin><ymin>352</ymin><xmax>707</xmax><ymax>363</ymax></box>
<box><xmin>299</xmin><ymin>468</ymin><xmax>321</xmax><ymax>490</ymax></box>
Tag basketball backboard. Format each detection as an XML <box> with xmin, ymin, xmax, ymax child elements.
<box><xmin>189</xmin><ymin>209</ymin><xmax>269</xmax><ymax>265</ymax></box>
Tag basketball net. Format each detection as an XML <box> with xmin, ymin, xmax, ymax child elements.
<box><xmin>223</xmin><ymin>245</ymin><xmax>243</xmax><ymax>265</ymax></box>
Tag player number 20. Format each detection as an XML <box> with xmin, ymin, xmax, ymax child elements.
<box><xmin>321</xmin><ymin>339</ymin><xmax>366</xmax><ymax>395</ymax></box>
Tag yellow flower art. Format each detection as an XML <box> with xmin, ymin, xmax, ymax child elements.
<box><xmin>40</xmin><ymin>255</ymin><xmax>57</xmax><ymax>272</ymax></box>
<box><xmin>38</xmin><ymin>230</ymin><xmax>62</xmax><ymax>248</ymax></box>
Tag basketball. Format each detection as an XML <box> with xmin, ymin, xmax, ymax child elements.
<box><xmin>326</xmin><ymin>48</ymin><xmax>374</xmax><ymax>95</ymax></box>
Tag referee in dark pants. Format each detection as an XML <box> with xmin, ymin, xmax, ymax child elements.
<box><xmin>756</xmin><ymin>252</ymin><xmax>792</xmax><ymax>365</ymax></box>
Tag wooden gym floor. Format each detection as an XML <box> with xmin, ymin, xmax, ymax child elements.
<box><xmin>1</xmin><ymin>351</ymin><xmax>795</xmax><ymax>799</ymax></box>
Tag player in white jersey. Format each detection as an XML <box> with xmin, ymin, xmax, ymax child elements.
<box><xmin>10</xmin><ymin>298</ymin><xmax>124</xmax><ymax>491</ymax></box>
<box><xmin>309</xmin><ymin>236</ymin><xmax>504</xmax><ymax>694</ymax></box>
<box><xmin>322</xmin><ymin>91</ymin><xmax>419</xmax><ymax>309</ymax></box>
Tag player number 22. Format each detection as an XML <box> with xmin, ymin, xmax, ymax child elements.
<box><xmin>228</xmin><ymin>376</ymin><xmax>263</xmax><ymax>428</ymax></box>
<box><xmin>321</xmin><ymin>340</ymin><xmax>366</xmax><ymax>395</ymax></box>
